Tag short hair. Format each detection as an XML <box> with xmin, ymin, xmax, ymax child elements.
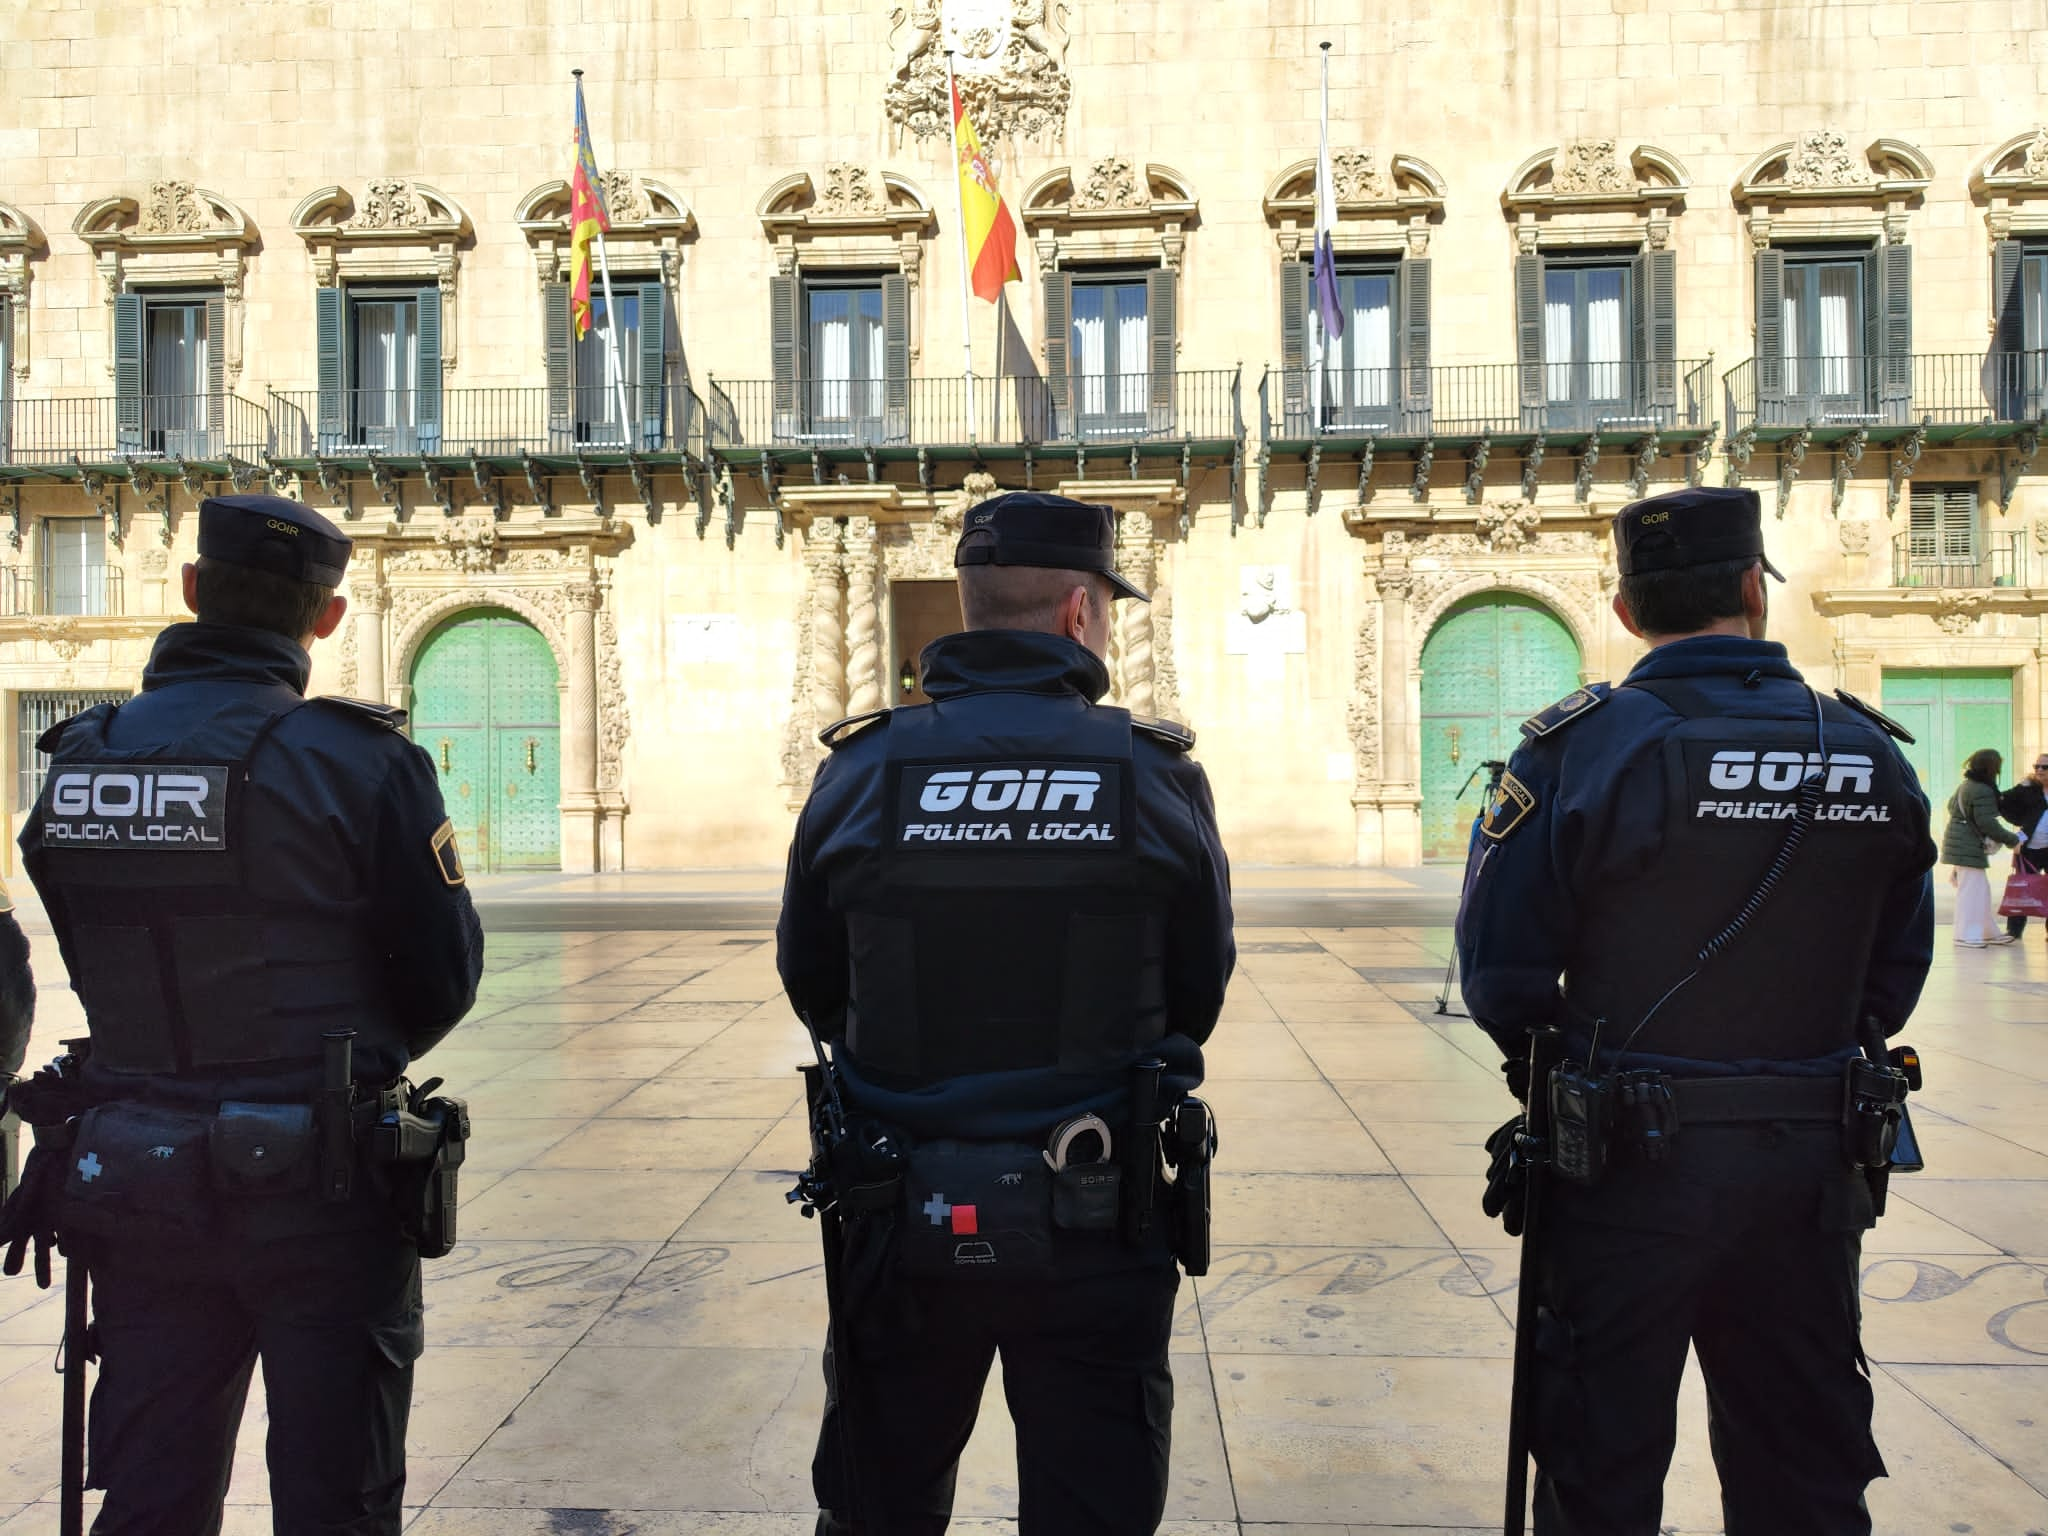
<box><xmin>956</xmin><ymin>555</ymin><xmax>1110</xmax><ymax>633</ymax></box>
<box><xmin>1615</xmin><ymin>556</ymin><xmax>1756</xmax><ymax>638</ymax></box>
<box><xmin>191</xmin><ymin>556</ymin><xmax>335</xmax><ymax>641</ymax></box>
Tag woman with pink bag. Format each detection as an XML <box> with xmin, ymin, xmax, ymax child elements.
<box><xmin>1942</xmin><ymin>748</ymin><xmax>2023</xmax><ymax>946</ymax></box>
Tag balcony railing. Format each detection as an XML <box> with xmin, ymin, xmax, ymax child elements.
<box><xmin>0</xmin><ymin>394</ymin><xmax>271</xmax><ymax>466</ymax></box>
<box><xmin>1892</xmin><ymin>530</ymin><xmax>2024</xmax><ymax>590</ymax></box>
<box><xmin>1260</xmin><ymin>359</ymin><xmax>1713</xmax><ymax>441</ymax></box>
<box><xmin>0</xmin><ymin>566</ymin><xmax>125</xmax><ymax>617</ymax></box>
<box><xmin>266</xmin><ymin>382</ymin><xmax>704</xmax><ymax>459</ymax></box>
<box><xmin>1727</xmin><ymin>352</ymin><xmax>2048</xmax><ymax>435</ymax></box>
<box><xmin>705</xmin><ymin>370</ymin><xmax>1243</xmax><ymax>452</ymax></box>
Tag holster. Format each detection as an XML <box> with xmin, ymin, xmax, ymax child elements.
<box><xmin>1164</xmin><ymin>1097</ymin><xmax>1215</xmax><ymax>1277</ymax></box>
<box><xmin>372</xmin><ymin>1084</ymin><xmax>470</xmax><ymax>1259</ymax></box>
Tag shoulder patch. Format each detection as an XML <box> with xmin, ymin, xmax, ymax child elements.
<box><xmin>819</xmin><ymin>708</ymin><xmax>891</xmax><ymax>750</ymax></box>
<box><xmin>1479</xmin><ymin>771</ymin><xmax>1538</xmax><ymax>841</ymax></box>
<box><xmin>430</xmin><ymin>820</ymin><xmax>465</xmax><ymax>886</ymax></box>
<box><xmin>1521</xmin><ymin>682</ymin><xmax>1611</xmax><ymax>740</ymax></box>
<box><xmin>1834</xmin><ymin>689</ymin><xmax>1916</xmax><ymax>744</ymax></box>
<box><xmin>1132</xmin><ymin>715</ymin><xmax>1196</xmax><ymax>752</ymax></box>
<box><xmin>307</xmin><ymin>696</ymin><xmax>409</xmax><ymax>731</ymax></box>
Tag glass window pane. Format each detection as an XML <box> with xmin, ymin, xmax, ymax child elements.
<box><xmin>1336</xmin><ymin>274</ymin><xmax>1392</xmax><ymax>408</ymax></box>
<box><xmin>1818</xmin><ymin>264</ymin><xmax>1858</xmax><ymax>395</ymax></box>
<box><xmin>1115</xmin><ymin>286</ymin><xmax>1148</xmax><ymax>417</ymax></box>
<box><xmin>1584</xmin><ymin>268</ymin><xmax>1625</xmax><ymax>401</ymax></box>
<box><xmin>2024</xmin><ymin>255</ymin><xmax>2046</xmax><ymax>354</ymax></box>
<box><xmin>1543</xmin><ymin>271</ymin><xmax>1575</xmax><ymax>402</ymax></box>
<box><xmin>1783</xmin><ymin>276</ymin><xmax>1805</xmax><ymax>396</ymax></box>
<box><xmin>575</xmin><ymin>292</ymin><xmax>640</xmax><ymax>438</ymax></box>
<box><xmin>40</xmin><ymin>519</ymin><xmax>103</xmax><ymax>617</ymax></box>
<box><xmin>1072</xmin><ymin>285</ymin><xmax>1108</xmax><ymax>415</ymax></box>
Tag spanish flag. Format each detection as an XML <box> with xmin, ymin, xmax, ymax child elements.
<box><xmin>952</xmin><ymin>82</ymin><xmax>1021</xmax><ymax>303</ymax></box>
<box><xmin>568</xmin><ymin>76</ymin><xmax>612</xmax><ymax>341</ymax></box>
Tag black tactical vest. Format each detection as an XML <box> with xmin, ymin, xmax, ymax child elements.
<box><xmin>1563</xmin><ymin>681</ymin><xmax>1926</xmax><ymax>1064</ymax></box>
<box><xmin>21</xmin><ymin>691</ymin><xmax>401</xmax><ymax>1081</ymax></box>
<box><xmin>838</xmin><ymin>703</ymin><xmax>1168</xmax><ymax>1083</ymax></box>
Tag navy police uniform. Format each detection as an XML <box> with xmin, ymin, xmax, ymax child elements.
<box><xmin>778</xmin><ymin>492</ymin><xmax>1234</xmax><ymax>1535</ymax></box>
<box><xmin>1455</xmin><ymin>488</ymin><xmax>1935</xmax><ymax>1535</ymax></box>
<box><xmin>15</xmin><ymin>495</ymin><xmax>483</xmax><ymax>1535</ymax></box>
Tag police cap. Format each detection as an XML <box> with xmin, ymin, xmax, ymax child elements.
<box><xmin>197</xmin><ymin>494</ymin><xmax>353</xmax><ymax>588</ymax></box>
<box><xmin>954</xmin><ymin>491</ymin><xmax>1149</xmax><ymax>602</ymax></box>
<box><xmin>1613</xmin><ymin>486</ymin><xmax>1785</xmax><ymax>582</ymax></box>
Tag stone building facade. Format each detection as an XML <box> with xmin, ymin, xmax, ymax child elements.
<box><xmin>2</xmin><ymin>0</ymin><xmax>2044</xmax><ymax>870</ymax></box>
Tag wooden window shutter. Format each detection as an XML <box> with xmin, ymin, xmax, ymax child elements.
<box><xmin>414</xmin><ymin>285</ymin><xmax>443</xmax><ymax>453</ymax></box>
<box><xmin>1280</xmin><ymin>257</ymin><xmax>1310</xmax><ymax>435</ymax></box>
<box><xmin>1878</xmin><ymin>244</ymin><xmax>1913</xmax><ymax>416</ymax></box>
<box><xmin>1515</xmin><ymin>251</ymin><xmax>1546</xmax><ymax>416</ymax></box>
<box><xmin>1992</xmin><ymin>239</ymin><xmax>2026</xmax><ymax>419</ymax></box>
<box><xmin>114</xmin><ymin>291</ymin><xmax>143</xmax><ymax>453</ymax></box>
<box><xmin>1753</xmin><ymin>248</ymin><xmax>1785</xmax><ymax>408</ymax></box>
<box><xmin>1042</xmin><ymin>268</ymin><xmax>1071</xmax><ymax>436</ymax></box>
<box><xmin>1</xmin><ymin>297</ymin><xmax>12</xmax><ymax>460</ymax></box>
<box><xmin>1640</xmin><ymin>249</ymin><xmax>1677</xmax><ymax>416</ymax></box>
<box><xmin>543</xmin><ymin>281</ymin><xmax>572</xmax><ymax>447</ymax></box>
<box><xmin>205</xmin><ymin>295</ymin><xmax>226</xmax><ymax>447</ymax></box>
<box><xmin>1400</xmin><ymin>255</ymin><xmax>1432</xmax><ymax>430</ymax></box>
<box><xmin>1145</xmin><ymin>266</ymin><xmax>1176</xmax><ymax>434</ymax></box>
<box><xmin>637</xmin><ymin>280</ymin><xmax>667</xmax><ymax>449</ymax></box>
<box><xmin>1910</xmin><ymin>485</ymin><xmax>1977</xmax><ymax>562</ymax></box>
<box><xmin>770</xmin><ymin>272</ymin><xmax>799</xmax><ymax>438</ymax></box>
<box><xmin>883</xmin><ymin>271</ymin><xmax>910</xmax><ymax>442</ymax></box>
<box><xmin>315</xmin><ymin>287</ymin><xmax>345</xmax><ymax>451</ymax></box>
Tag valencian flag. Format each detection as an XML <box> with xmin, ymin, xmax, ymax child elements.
<box><xmin>568</xmin><ymin>76</ymin><xmax>612</xmax><ymax>341</ymax></box>
<box><xmin>951</xmin><ymin>81</ymin><xmax>1021</xmax><ymax>302</ymax></box>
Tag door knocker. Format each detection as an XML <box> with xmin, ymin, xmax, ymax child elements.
<box><xmin>438</xmin><ymin>739</ymin><xmax>452</xmax><ymax>774</ymax></box>
<box><xmin>525</xmin><ymin>738</ymin><xmax>538</xmax><ymax>775</ymax></box>
<box><xmin>1448</xmin><ymin>725</ymin><xmax>1463</xmax><ymax>769</ymax></box>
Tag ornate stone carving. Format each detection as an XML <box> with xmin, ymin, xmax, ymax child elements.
<box><xmin>781</xmin><ymin>579</ymin><xmax>819</xmax><ymax>798</ymax></box>
<box><xmin>138</xmin><ymin>546</ymin><xmax>169</xmax><ymax>575</ymax></box>
<box><xmin>1073</xmin><ymin>156</ymin><xmax>1149</xmax><ymax>212</ymax></box>
<box><xmin>2032</xmin><ymin>517</ymin><xmax>2048</xmax><ymax>555</ymax></box>
<box><xmin>337</xmin><ymin>616</ymin><xmax>359</xmax><ymax>694</ymax></box>
<box><xmin>141</xmin><ymin>180</ymin><xmax>215</xmax><ymax>234</ymax></box>
<box><xmin>1551</xmin><ymin>139</ymin><xmax>1637</xmax><ymax>196</ymax></box>
<box><xmin>28</xmin><ymin>616</ymin><xmax>87</xmax><ymax>660</ymax></box>
<box><xmin>1115</xmin><ymin>512</ymin><xmax>1158</xmax><ymax>717</ymax></box>
<box><xmin>349</xmin><ymin>179</ymin><xmax>438</xmax><ymax>231</ymax></box>
<box><xmin>806</xmin><ymin>521</ymin><xmax>847</xmax><ymax>761</ymax></box>
<box><xmin>1785</xmin><ymin>129</ymin><xmax>1873</xmax><ymax>189</ymax></box>
<box><xmin>1151</xmin><ymin>586</ymin><xmax>1179</xmax><ymax>723</ymax></box>
<box><xmin>885</xmin><ymin>0</ymin><xmax>1072</xmax><ymax>145</ymax></box>
<box><xmin>2023</xmin><ymin>127</ymin><xmax>2048</xmax><ymax>182</ymax></box>
<box><xmin>1330</xmin><ymin>151</ymin><xmax>1391</xmax><ymax>204</ymax></box>
<box><xmin>1839</xmin><ymin>519</ymin><xmax>1873</xmax><ymax>555</ymax></box>
<box><xmin>597</xmin><ymin>170</ymin><xmax>649</xmax><ymax>225</ymax></box>
<box><xmin>597</xmin><ymin>602</ymin><xmax>629</xmax><ymax>792</ymax></box>
<box><xmin>1347</xmin><ymin>603</ymin><xmax>1381</xmax><ymax>783</ymax></box>
<box><xmin>881</xmin><ymin>518</ymin><xmax>959</xmax><ymax>581</ymax></box>
<box><xmin>961</xmin><ymin>470</ymin><xmax>1001</xmax><ymax>506</ymax></box>
<box><xmin>1934</xmin><ymin>593</ymin><xmax>1986</xmax><ymax>634</ymax></box>
<box><xmin>819</xmin><ymin>164</ymin><xmax>887</xmax><ymax>215</ymax></box>
<box><xmin>844</xmin><ymin>518</ymin><xmax>884</xmax><ymax>717</ymax></box>
<box><xmin>1374</xmin><ymin>564</ymin><xmax>1415</xmax><ymax>599</ymax></box>
<box><xmin>1476</xmin><ymin>500</ymin><xmax>1542</xmax><ymax>552</ymax></box>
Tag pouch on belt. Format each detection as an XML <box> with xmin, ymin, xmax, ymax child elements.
<box><xmin>57</xmin><ymin>1102</ymin><xmax>215</xmax><ymax>1243</ymax></box>
<box><xmin>899</xmin><ymin>1140</ymin><xmax>1053</xmax><ymax>1280</ymax></box>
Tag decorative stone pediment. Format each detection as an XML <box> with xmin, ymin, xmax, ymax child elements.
<box><xmin>292</xmin><ymin>182</ymin><xmax>471</xmax><ymax>370</ymax></box>
<box><xmin>1974</xmin><ymin>129</ymin><xmax>2048</xmax><ymax>239</ymax></box>
<box><xmin>1022</xmin><ymin>160</ymin><xmax>1197</xmax><ymax>270</ymax></box>
<box><xmin>1504</xmin><ymin>141</ymin><xmax>1689</xmax><ymax>210</ymax></box>
<box><xmin>74</xmin><ymin>183</ymin><xmax>257</xmax><ymax>386</ymax></box>
<box><xmin>1263</xmin><ymin>152</ymin><xmax>1445</xmax><ymax>258</ymax></box>
<box><xmin>758</xmin><ymin>168</ymin><xmax>936</xmax><ymax>239</ymax></box>
<box><xmin>0</xmin><ymin>201</ymin><xmax>44</xmax><ymax>383</ymax></box>
<box><xmin>883</xmin><ymin>0</ymin><xmax>1073</xmax><ymax>147</ymax></box>
<box><xmin>517</xmin><ymin>173</ymin><xmax>696</xmax><ymax>289</ymax></box>
<box><xmin>1735</xmin><ymin>131</ymin><xmax>1933</xmax><ymax>204</ymax></box>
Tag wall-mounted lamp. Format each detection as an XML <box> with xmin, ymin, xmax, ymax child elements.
<box><xmin>899</xmin><ymin>658</ymin><xmax>918</xmax><ymax>694</ymax></box>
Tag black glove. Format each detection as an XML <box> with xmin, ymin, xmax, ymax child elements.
<box><xmin>1500</xmin><ymin>1056</ymin><xmax>1531</xmax><ymax>1105</ymax></box>
<box><xmin>0</xmin><ymin>1136</ymin><xmax>64</xmax><ymax>1289</ymax></box>
<box><xmin>1481</xmin><ymin>1114</ymin><xmax>1529</xmax><ymax>1238</ymax></box>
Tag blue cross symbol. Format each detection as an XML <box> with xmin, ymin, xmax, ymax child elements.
<box><xmin>922</xmin><ymin>1193</ymin><xmax>951</xmax><ymax>1226</ymax></box>
<box><xmin>76</xmin><ymin>1152</ymin><xmax>102</xmax><ymax>1183</ymax></box>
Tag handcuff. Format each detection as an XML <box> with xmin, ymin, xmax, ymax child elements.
<box><xmin>1042</xmin><ymin>1112</ymin><xmax>1114</xmax><ymax>1173</ymax></box>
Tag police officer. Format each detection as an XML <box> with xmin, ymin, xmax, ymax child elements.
<box><xmin>1456</xmin><ymin>486</ymin><xmax>1935</xmax><ymax>1535</ymax></box>
<box><xmin>11</xmin><ymin>493</ymin><xmax>483</xmax><ymax>1534</ymax></box>
<box><xmin>778</xmin><ymin>491</ymin><xmax>1233</xmax><ymax>1535</ymax></box>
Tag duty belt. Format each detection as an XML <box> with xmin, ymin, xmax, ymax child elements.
<box><xmin>1666</xmin><ymin>1074</ymin><xmax>1839</xmax><ymax>1125</ymax></box>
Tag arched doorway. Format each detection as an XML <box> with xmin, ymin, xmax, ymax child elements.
<box><xmin>410</xmin><ymin>612</ymin><xmax>561</xmax><ymax>871</ymax></box>
<box><xmin>1418</xmin><ymin>594</ymin><xmax>1581</xmax><ymax>861</ymax></box>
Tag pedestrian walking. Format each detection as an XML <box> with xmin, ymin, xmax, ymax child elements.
<box><xmin>1996</xmin><ymin>753</ymin><xmax>2048</xmax><ymax>938</ymax></box>
<box><xmin>1944</xmin><ymin>749</ymin><xmax>2021</xmax><ymax>947</ymax></box>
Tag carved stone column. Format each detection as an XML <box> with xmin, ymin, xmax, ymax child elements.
<box><xmin>1356</xmin><ymin>539</ymin><xmax>1423</xmax><ymax>867</ymax></box>
<box><xmin>354</xmin><ymin>581</ymin><xmax>388</xmax><ymax>705</ymax></box>
<box><xmin>561</xmin><ymin>578</ymin><xmax>602</xmax><ymax>874</ymax></box>
<box><xmin>138</xmin><ymin>547</ymin><xmax>170</xmax><ymax>616</ymax></box>
<box><xmin>806</xmin><ymin>519</ymin><xmax>847</xmax><ymax>742</ymax></box>
<box><xmin>1116</xmin><ymin>511</ymin><xmax>1159</xmax><ymax>717</ymax></box>
<box><xmin>843</xmin><ymin>517</ymin><xmax>884</xmax><ymax>716</ymax></box>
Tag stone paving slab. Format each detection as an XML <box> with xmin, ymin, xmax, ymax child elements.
<box><xmin>3</xmin><ymin>885</ymin><xmax>2046</xmax><ymax>1532</ymax></box>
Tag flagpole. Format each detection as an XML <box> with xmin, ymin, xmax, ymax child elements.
<box><xmin>1312</xmin><ymin>41</ymin><xmax>1331</xmax><ymax>427</ymax></box>
<box><xmin>944</xmin><ymin>50</ymin><xmax>980</xmax><ymax>445</ymax></box>
<box><xmin>574</xmin><ymin>69</ymin><xmax>637</xmax><ymax>448</ymax></box>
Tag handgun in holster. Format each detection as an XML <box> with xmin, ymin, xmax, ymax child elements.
<box><xmin>372</xmin><ymin>1077</ymin><xmax>470</xmax><ymax>1258</ymax></box>
<box><xmin>1162</xmin><ymin>1096</ymin><xmax>1216</xmax><ymax>1277</ymax></box>
<box><xmin>1844</xmin><ymin>1031</ymin><xmax>1923</xmax><ymax>1217</ymax></box>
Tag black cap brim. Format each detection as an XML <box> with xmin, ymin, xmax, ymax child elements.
<box><xmin>1761</xmin><ymin>554</ymin><xmax>1786</xmax><ymax>583</ymax></box>
<box><xmin>1105</xmin><ymin>569</ymin><xmax>1151</xmax><ymax>603</ymax></box>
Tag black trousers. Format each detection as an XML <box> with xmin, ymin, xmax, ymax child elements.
<box><xmin>812</xmin><ymin>1258</ymin><xmax>1180</xmax><ymax>1535</ymax></box>
<box><xmin>1530</xmin><ymin>1122</ymin><xmax>1885</xmax><ymax>1536</ymax></box>
<box><xmin>83</xmin><ymin>1219</ymin><xmax>422</xmax><ymax>1536</ymax></box>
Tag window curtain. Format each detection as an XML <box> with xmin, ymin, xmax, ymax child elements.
<box><xmin>146</xmin><ymin>304</ymin><xmax>203</xmax><ymax>442</ymax></box>
<box><xmin>1585</xmin><ymin>269</ymin><xmax>1624</xmax><ymax>402</ymax></box>
<box><xmin>1783</xmin><ymin>286</ymin><xmax>1804</xmax><ymax>396</ymax></box>
<box><xmin>355</xmin><ymin>301</ymin><xmax>416</xmax><ymax>434</ymax></box>
<box><xmin>1343</xmin><ymin>279</ymin><xmax>1392</xmax><ymax>408</ymax></box>
<box><xmin>1819</xmin><ymin>266</ymin><xmax>1855</xmax><ymax>396</ymax></box>
<box><xmin>575</xmin><ymin>294</ymin><xmax>638</xmax><ymax>441</ymax></box>
<box><xmin>1075</xmin><ymin>301</ymin><xmax>1107</xmax><ymax>417</ymax></box>
<box><xmin>42</xmin><ymin>520</ymin><xmax>102</xmax><ymax>617</ymax></box>
<box><xmin>1544</xmin><ymin>281</ymin><xmax>1573</xmax><ymax>402</ymax></box>
<box><xmin>860</xmin><ymin>302</ymin><xmax>884</xmax><ymax>423</ymax></box>
<box><xmin>813</xmin><ymin>293</ymin><xmax>851</xmax><ymax>419</ymax></box>
<box><xmin>1116</xmin><ymin>305</ymin><xmax>1148</xmax><ymax>417</ymax></box>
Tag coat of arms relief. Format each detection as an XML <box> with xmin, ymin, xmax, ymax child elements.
<box><xmin>885</xmin><ymin>0</ymin><xmax>1073</xmax><ymax>145</ymax></box>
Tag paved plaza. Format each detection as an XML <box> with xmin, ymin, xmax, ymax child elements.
<box><xmin>2</xmin><ymin>869</ymin><xmax>2046</xmax><ymax>1534</ymax></box>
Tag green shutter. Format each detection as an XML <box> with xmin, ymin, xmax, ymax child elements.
<box><xmin>415</xmin><ymin>285</ymin><xmax>442</xmax><ymax>453</ymax></box>
<box><xmin>1146</xmin><ymin>266</ymin><xmax>1176</xmax><ymax>434</ymax></box>
<box><xmin>770</xmin><ymin>272</ymin><xmax>798</xmax><ymax>438</ymax></box>
<box><xmin>543</xmin><ymin>280</ymin><xmax>572</xmax><ymax>447</ymax></box>
<box><xmin>1400</xmin><ymin>255</ymin><xmax>1432</xmax><ymax>429</ymax></box>
<box><xmin>883</xmin><ymin>271</ymin><xmax>910</xmax><ymax>442</ymax></box>
<box><xmin>637</xmin><ymin>279</ymin><xmax>666</xmax><ymax>449</ymax></box>
<box><xmin>1753</xmin><ymin>248</ymin><xmax>1785</xmax><ymax>408</ymax></box>
<box><xmin>1515</xmin><ymin>252</ymin><xmax>1545</xmax><ymax>417</ymax></box>
<box><xmin>114</xmin><ymin>291</ymin><xmax>143</xmax><ymax>453</ymax></box>
<box><xmin>1879</xmin><ymin>243</ymin><xmax>1913</xmax><ymax>417</ymax></box>
<box><xmin>1280</xmin><ymin>258</ymin><xmax>1310</xmax><ymax>435</ymax></box>
<box><xmin>204</xmin><ymin>294</ymin><xmax>226</xmax><ymax>450</ymax></box>
<box><xmin>315</xmin><ymin>287</ymin><xmax>345</xmax><ymax>452</ymax></box>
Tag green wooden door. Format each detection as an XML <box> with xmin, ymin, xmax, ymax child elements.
<box><xmin>410</xmin><ymin>614</ymin><xmax>561</xmax><ymax>871</ymax></box>
<box><xmin>1880</xmin><ymin>669</ymin><xmax>2015</xmax><ymax>798</ymax></box>
<box><xmin>1419</xmin><ymin>596</ymin><xmax>1581</xmax><ymax>861</ymax></box>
